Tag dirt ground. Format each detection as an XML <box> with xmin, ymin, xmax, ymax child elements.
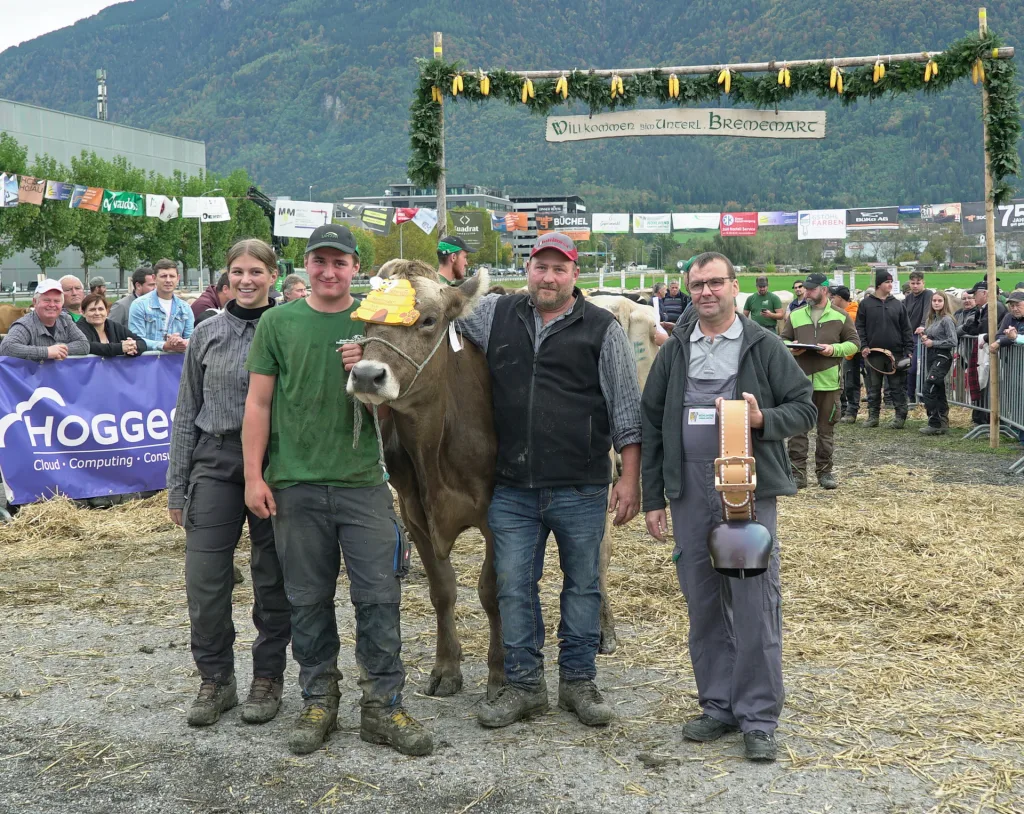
<box><xmin>1</xmin><ymin>410</ymin><xmax>1022</xmax><ymax>814</ymax></box>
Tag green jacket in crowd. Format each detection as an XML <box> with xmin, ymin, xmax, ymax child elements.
<box><xmin>779</xmin><ymin>303</ymin><xmax>860</xmax><ymax>391</ymax></box>
<box><xmin>640</xmin><ymin>313</ymin><xmax>817</xmax><ymax>512</ymax></box>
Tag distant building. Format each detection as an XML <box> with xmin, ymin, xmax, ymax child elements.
<box><xmin>342</xmin><ymin>181</ymin><xmax>514</xmax><ymax>214</ymax></box>
<box><xmin>509</xmin><ymin>194</ymin><xmax>587</xmax><ymax>262</ymax></box>
<box><xmin>0</xmin><ymin>97</ymin><xmax>206</xmax><ymax>288</ymax></box>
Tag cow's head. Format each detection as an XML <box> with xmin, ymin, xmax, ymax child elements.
<box><xmin>347</xmin><ymin>261</ymin><xmax>488</xmax><ymax>406</ymax></box>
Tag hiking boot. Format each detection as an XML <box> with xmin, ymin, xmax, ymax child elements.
<box><xmin>744</xmin><ymin>730</ymin><xmax>778</xmax><ymax>762</ymax></box>
<box><xmin>919</xmin><ymin>425</ymin><xmax>946</xmax><ymax>436</ymax></box>
<box><xmin>241</xmin><ymin>677</ymin><xmax>283</xmax><ymax>724</ymax></box>
<box><xmin>838</xmin><ymin>414</ymin><xmax>857</xmax><ymax>424</ymax></box>
<box><xmin>818</xmin><ymin>473</ymin><xmax>838</xmax><ymax>490</ymax></box>
<box><xmin>863</xmin><ymin>413</ymin><xmax>880</xmax><ymax>428</ymax></box>
<box><xmin>792</xmin><ymin>471</ymin><xmax>807</xmax><ymax>489</ymax></box>
<box><xmin>682</xmin><ymin>714</ymin><xmax>738</xmax><ymax>743</ymax></box>
<box><xmin>288</xmin><ymin>700</ymin><xmax>338</xmax><ymax>755</ymax></box>
<box><xmin>888</xmin><ymin>415</ymin><xmax>906</xmax><ymax>429</ymax></box>
<box><xmin>186</xmin><ymin>676</ymin><xmax>238</xmax><ymax>727</ymax></box>
<box><xmin>360</xmin><ymin>706</ymin><xmax>434</xmax><ymax>756</ymax></box>
<box><xmin>558</xmin><ymin>679</ymin><xmax>614</xmax><ymax>727</ymax></box>
<box><xmin>477</xmin><ymin>680</ymin><xmax>549</xmax><ymax>728</ymax></box>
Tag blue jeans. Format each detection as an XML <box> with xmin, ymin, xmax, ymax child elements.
<box><xmin>487</xmin><ymin>484</ymin><xmax>608</xmax><ymax>687</ymax></box>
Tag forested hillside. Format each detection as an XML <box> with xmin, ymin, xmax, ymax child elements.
<box><xmin>0</xmin><ymin>0</ymin><xmax>1020</xmax><ymax>209</ymax></box>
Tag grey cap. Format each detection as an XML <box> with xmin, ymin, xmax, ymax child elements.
<box><xmin>755</xmin><ymin>275</ymin><xmax>769</xmax><ymax>286</ymax></box>
<box><xmin>89</xmin><ymin>276</ymin><xmax>107</xmax><ymax>287</ymax></box>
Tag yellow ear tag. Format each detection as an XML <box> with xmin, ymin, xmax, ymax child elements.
<box><xmin>352</xmin><ymin>278</ymin><xmax>420</xmax><ymax>326</ymax></box>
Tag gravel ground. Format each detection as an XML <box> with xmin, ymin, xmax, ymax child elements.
<box><xmin>0</xmin><ymin>417</ymin><xmax>1020</xmax><ymax>814</ymax></box>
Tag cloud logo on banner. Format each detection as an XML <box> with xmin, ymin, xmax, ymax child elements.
<box><xmin>0</xmin><ymin>387</ymin><xmax>66</xmax><ymax>447</ymax></box>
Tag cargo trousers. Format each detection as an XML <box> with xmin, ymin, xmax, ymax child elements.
<box><xmin>787</xmin><ymin>389</ymin><xmax>840</xmax><ymax>479</ymax></box>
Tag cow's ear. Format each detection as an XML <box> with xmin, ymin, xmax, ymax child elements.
<box><xmin>442</xmin><ymin>268</ymin><xmax>489</xmax><ymax>320</ymax></box>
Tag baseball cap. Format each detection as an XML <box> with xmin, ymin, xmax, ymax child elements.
<box><xmin>88</xmin><ymin>276</ymin><xmax>107</xmax><ymax>287</ymax></box>
<box><xmin>306</xmin><ymin>224</ymin><xmax>359</xmax><ymax>255</ymax></box>
<box><xmin>755</xmin><ymin>275</ymin><xmax>769</xmax><ymax>286</ymax></box>
<box><xmin>35</xmin><ymin>279</ymin><xmax>63</xmax><ymax>296</ymax></box>
<box><xmin>1007</xmin><ymin>290</ymin><xmax>1024</xmax><ymax>303</ymax></box>
<box><xmin>831</xmin><ymin>285</ymin><xmax>851</xmax><ymax>300</ymax></box>
<box><xmin>530</xmin><ymin>232</ymin><xmax>578</xmax><ymax>262</ymax></box>
<box><xmin>803</xmin><ymin>272</ymin><xmax>829</xmax><ymax>289</ymax></box>
<box><xmin>1014</xmin><ymin>281</ymin><xmax>1024</xmax><ymax>290</ymax></box>
<box><xmin>437</xmin><ymin>235</ymin><xmax>474</xmax><ymax>255</ymax></box>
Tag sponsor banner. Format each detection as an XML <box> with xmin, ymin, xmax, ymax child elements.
<box><xmin>145</xmin><ymin>194</ymin><xmax>179</xmax><ymax>221</ymax></box>
<box><xmin>73</xmin><ymin>186</ymin><xmax>105</xmax><ymax>212</ymax></box>
<box><xmin>798</xmin><ymin>209</ymin><xmax>847</xmax><ymax>240</ymax></box>
<box><xmin>962</xmin><ymin>199</ymin><xmax>1024</xmax><ymax>234</ymax></box>
<box><xmin>182</xmin><ymin>196</ymin><xmax>231</xmax><ymax>223</ymax></box>
<box><xmin>394</xmin><ymin>207</ymin><xmax>419</xmax><ymax>224</ymax></box>
<box><xmin>546</xmin><ymin>108</ymin><xmax>827</xmax><ymax>143</ymax></box>
<box><xmin>920</xmin><ymin>202</ymin><xmax>961</xmax><ymax>223</ymax></box>
<box><xmin>45</xmin><ymin>181</ymin><xmax>73</xmax><ymax>201</ymax></box>
<box><xmin>100</xmin><ymin>190</ymin><xmax>145</xmax><ymax>217</ymax></box>
<box><xmin>2</xmin><ymin>174</ymin><xmax>19</xmax><ymax>207</ymax></box>
<box><xmin>489</xmin><ymin>211</ymin><xmax>528</xmax><ymax>233</ymax></box>
<box><xmin>18</xmin><ymin>176</ymin><xmax>45</xmax><ymax>206</ymax></box>
<box><xmin>361</xmin><ymin>205</ymin><xmax>395</xmax><ymax>235</ymax></box>
<box><xmin>632</xmin><ymin>213</ymin><xmax>672</xmax><ymax>234</ymax></box>
<box><xmin>274</xmin><ymin>199</ymin><xmax>334</xmax><ymax>237</ymax></box>
<box><xmin>898</xmin><ymin>205</ymin><xmax>922</xmax><ymax>219</ymax></box>
<box><xmin>672</xmin><ymin>212</ymin><xmax>721</xmax><ymax>230</ymax></box>
<box><xmin>411</xmin><ymin>207</ymin><xmax>438</xmax><ymax>235</ymax></box>
<box><xmin>537</xmin><ymin>212</ymin><xmax>591</xmax><ymax>241</ymax></box>
<box><xmin>451</xmin><ymin>211</ymin><xmax>486</xmax><ymax>250</ymax></box>
<box><xmin>592</xmin><ymin>213</ymin><xmax>630</xmax><ymax>233</ymax></box>
<box><xmin>0</xmin><ymin>355</ymin><xmax>185</xmax><ymax>505</ymax></box>
<box><xmin>719</xmin><ymin>212</ymin><xmax>758</xmax><ymax>237</ymax></box>
<box><xmin>757</xmin><ymin>211</ymin><xmax>798</xmax><ymax>226</ymax></box>
<box><xmin>846</xmin><ymin>206</ymin><xmax>899</xmax><ymax>230</ymax></box>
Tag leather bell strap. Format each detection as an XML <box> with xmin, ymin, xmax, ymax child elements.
<box><xmin>714</xmin><ymin>399</ymin><xmax>757</xmax><ymax>522</ymax></box>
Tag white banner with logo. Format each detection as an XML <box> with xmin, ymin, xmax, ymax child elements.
<box><xmin>632</xmin><ymin>213</ymin><xmax>672</xmax><ymax>234</ymax></box>
<box><xmin>797</xmin><ymin>209</ymin><xmax>848</xmax><ymax>240</ymax></box>
<box><xmin>182</xmin><ymin>196</ymin><xmax>231</xmax><ymax>222</ymax></box>
<box><xmin>273</xmin><ymin>199</ymin><xmax>334</xmax><ymax>237</ymax></box>
<box><xmin>592</xmin><ymin>213</ymin><xmax>630</xmax><ymax>233</ymax></box>
<box><xmin>672</xmin><ymin>212</ymin><xmax>721</xmax><ymax>230</ymax></box>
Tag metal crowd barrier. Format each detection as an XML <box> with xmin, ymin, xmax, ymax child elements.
<box><xmin>916</xmin><ymin>335</ymin><xmax>1024</xmax><ymax>474</ymax></box>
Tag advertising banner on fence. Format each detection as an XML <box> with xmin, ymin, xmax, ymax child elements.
<box><xmin>18</xmin><ymin>176</ymin><xmax>45</xmax><ymax>206</ymax></box>
<box><xmin>920</xmin><ymin>202</ymin><xmax>961</xmax><ymax>223</ymax></box>
<box><xmin>846</xmin><ymin>206</ymin><xmax>899</xmax><ymax>230</ymax></box>
<box><xmin>182</xmin><ymin>196</ymin><xmax>231</xmax><ymax>222</ymax></box>
<box><xmin>537</xmin><ymin>212</ymin><xmax>591</xmax><ymax>241</ymax></box>
<box><xmin>898</xmin><ymin>205</ymin><xmax>922</xmax><ymax>219</ymax></box>
<box><xmin>719</xmin><ymin>212</ymin><xmax>759</xmax><ymax>237</ymax></box>
<box><xmin>758</xmin><ymin>211</ymin><xmax>798</xmax><ymax>226</ymax></box>
<box><xmin>274</xmin><ymin>199</ymin><xmax>334</xmax><ymax>237</ymax></box>
<box><xmin>452</xmin><ymin>211</ymin><xmax>485</xmax><ymax>250</ymax></box>
<box><xmin>336</xmin><ymin>203</ymin><xmax>393</xmax><ymax>236</ymax></box>
<box><xmin>546</xmin><ymin>108</ymin><xmax>827</xmax><ymax>143</ymax></box>
<box><xmin>798</xmin><ymin>209</ymin><xmax>847</xmax><ymax>240</ymax></box>
<box><xmin>592</xmin><ymin>213</ymin><xmax>630</xmax><ymax>233</ymax></box>
<box><xmin>490</xmin><ymin>211</ymin><xmax>528</xmax><ymax>233</ymax></box>
<box><xmin>672</xmin><ymin>212</ymin><xmax>721</xmax><ymax>230</ymax></box>
<box><xmin>0</xmin><ymin>355</ymin><xmax>185</xmax><ymax>505</ymax></box>
<box><xmin>632</xmin><ymin>213</ymin><xmax>672</xmax><ymax>234</ymax></box>
<box><xmin>45</xmin><ymin>181</ymin><xmax>73</xmax><ymax>201</ymax></box>
<box><xmin>100</xmin><ymin>190</ymin><xmax>145</xmax><ymax>217</ymax></box>
<box><xmin>0</xmin><ymin>174</ymin><xmax>17</xmax><ymax>207</ymax></box>
<box><xmin>962</xmin><ymin>200</ymin><xmax>1024</xmax><ymax>234</ymax></box>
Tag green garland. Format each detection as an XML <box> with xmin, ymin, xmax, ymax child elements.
<box><xmin>409</xmin><ymin>31</ymin><xmax>1021</xmax><ymax>203</ymax></box>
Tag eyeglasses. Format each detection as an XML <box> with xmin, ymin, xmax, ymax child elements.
<box><xmin>687</xmin><ymin>277</ymin><xmax>733</xmax><ymax>294</ymax></box>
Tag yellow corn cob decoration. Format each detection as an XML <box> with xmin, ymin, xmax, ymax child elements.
<box><xmin>555</xmin><ymin>74</ymin><xmax>568</xmax><ymax>99</ymax></box>
<box><xmin>879</xmin><ymin>61</ymin><xmax>886</xmax><ymax>80</ymax></box>
<box><xmin>479</xmin><ymin>71</ymin><xmax>490</xmax><ymax>96</ymax></box>
<box><xmin>668</xmin><ymin>73</ymin><xmax>679</xmax><ymax>98</ymax></box>
<box><xmin>451</xmin><ymin>74</ymin><xmax>463</xmax><ymax>96</ymax></box>
<box><xmin>992</xmin><ymin>48</ymin><xmax>999</xmax><ymax>58</ymax></box>
<box><xmin>924</xmin><ymin>58</ymin><xmax>937</xmax><ymax>82</ymax></box>
<box><xmin>777</xmin><ymin>67</ymin><xmax>785</xmax><ymax>85</ymax></box>
<box><xmin>431</xmin><ymin>86</ymin><xmax>442</xmax><ymax>103</ymax></box>
<box><xmin>527</xmin><ymin>78</ymin><xmax>535</xmax><ymax>99</ymax></box>
<box><xmin>610</xmin><ymin>75</ymin><xmax>624</xmax><ymax>99</ymax></box>
<box><xmin>717</xmin><ymin>68</ymin><xmax>731</xmax><ymax>93</ymax></box>
<box><xmin>873</xmin><ymin>59</ymin><xmax>885</xmax><ymax>84</ymax></box>
<box><xmin>521</xmin><ymin>78</ymin><xmax>535</xmax><ymax>103</ymax></box>
<box><xmin>829</xmin><ymin>66</ymin><xmax>838</xmax><ymax>89</ymax></box>
<box><xmin>972</xmin><ymin>58</ymin><xmax>986</xmax><ymax>85</ymax></box>
<box><xmin>837</xmin><ymin>70</ymin><xmax>843</xmax><ymax>94</ymax></box>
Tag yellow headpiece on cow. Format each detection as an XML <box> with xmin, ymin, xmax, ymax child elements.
<box><xmin>351</xmin><ymin>278</ymin><xmax>420</xmax><ymax>326</ymax></box>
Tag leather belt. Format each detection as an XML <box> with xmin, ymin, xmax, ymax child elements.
<box><xmin>714</xmin><ymin>399</ymin><xmax>756</xmax><ymax>522</ymax></box>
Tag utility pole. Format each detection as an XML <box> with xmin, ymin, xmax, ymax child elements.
<box><xmin>434</xmin><ymin>32</ymin><xmax>447</xmax><ymax>240</ymax></box>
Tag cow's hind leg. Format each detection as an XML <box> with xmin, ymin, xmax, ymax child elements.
<box><xmin>414</xmin><ymin>538</ymin><xmax>464</xmax><ymax>696</ymax></box>
<box><xmin>598</xmin><ymin>513</ymin><xmax>618</xmax><ymax>655</ymax></box>
<box><xmin>478</xmin><ymin>523</ymin><xmax>505</xmax><ymax>700</ymax></box>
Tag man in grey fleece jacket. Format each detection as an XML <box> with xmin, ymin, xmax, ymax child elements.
<box><xmin>640</xmin><ymin>252</ymin><xmax>815</xmax><ymax>762</ymax></box>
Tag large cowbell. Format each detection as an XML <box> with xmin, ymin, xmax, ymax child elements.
<box><xmin>707</xmin><ymin>520</ymin><xmax>773</xmax><ymax>579</ymax></box>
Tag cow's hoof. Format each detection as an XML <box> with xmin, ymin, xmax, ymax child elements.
<box><xmin>486</xmin><ymin>681</ymin><xmax>504</xmax><ymax>701</ymax></box>
<box><xmin>426</xmin><ymin>671</ymin><xmax>463</xmax><ymax>697</ymax></box>
<box><xmin>598</xmin><ymin>631</ymin><xmax>618</xmax><ymax>655</ymax></box>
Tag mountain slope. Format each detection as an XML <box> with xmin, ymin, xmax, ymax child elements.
<box><xmin>0</xmin><ymin>0</ymin><xmax>1020</xmax><ymax>209</ymax></box>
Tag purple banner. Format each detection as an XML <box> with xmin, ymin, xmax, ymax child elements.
<box><xmin>0</xmin><ymin>354</ymin><xmax>184</xmax><ymax>504</ymax></box>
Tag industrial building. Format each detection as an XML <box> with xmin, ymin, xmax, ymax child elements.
<box><xmin>509</xmin><ymin>194</ymin><xmax>587</xmax><ymax>262</ymax></box>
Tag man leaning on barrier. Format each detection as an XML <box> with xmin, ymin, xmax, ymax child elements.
<box><xmin>0</xmin><ymin>279</ymin><xmax>90</xmax><ymax>361</ymax></box>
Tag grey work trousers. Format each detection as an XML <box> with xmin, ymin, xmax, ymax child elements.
<box><xmin>670</xmin><ymin>462</ymin><xmax>784</xmax><ymax>733</ymax></box>
<box><xmin>184</xmin><ymin>433</ymin><xmax>290</xmax><ymax>682</ymax></box>
<box><xmin>272</xmin><ymin>483</ymin><xmax>405</xmax><ymax>708</ymax></box>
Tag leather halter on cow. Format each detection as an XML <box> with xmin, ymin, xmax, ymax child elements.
<box><xmin>706</xmin><ymin>400</ymin><xmax>773</xmax><ymax>579</ymax></box>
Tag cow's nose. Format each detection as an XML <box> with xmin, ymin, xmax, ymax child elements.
<box><xmin>349</xmin><ymin>361</ymin><xmax>388</xmax><ymax>392</ymax></box>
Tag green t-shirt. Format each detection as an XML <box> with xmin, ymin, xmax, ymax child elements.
<box><xmin>244</xmin><ymin>298</ymin><xmax>383</xmax><ymax>490</ymax></box>
<box><xmin>745</xmin><ymin>292</ymin><xmax>782</xmax><ymax>329</ymax></box>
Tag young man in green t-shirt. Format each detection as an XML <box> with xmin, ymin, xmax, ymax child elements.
<box><xmin>742</xmin><ymin>275</ymin><xmax>784</xmax><ymax>332</ymax></box>
<box><xmin>243</xmin><ymin>224</ymin><xmax>432</xmax><ymax>758</ymax></box>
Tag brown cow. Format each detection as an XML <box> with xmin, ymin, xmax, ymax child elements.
<box><xmin>0</xmin><ymin>304</ymin><xmax>30</xmax><ymax>335</ymax></box>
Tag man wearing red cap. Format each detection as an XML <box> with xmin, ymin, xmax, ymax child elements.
<box><xmin>456</xmin><ymin>232</ymin><xmax>642</xmax><ymax>730</ymax></box>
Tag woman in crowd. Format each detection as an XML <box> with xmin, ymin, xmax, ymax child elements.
<box><xmin>78</xmin><ymin>293</ymin><xmax>148</xmax><ymax>356</ymax></box>
<box><xmin>167</xmin><ymin>237</ymin><xmax>290</xmax><ymax>729</ymax></box>
<box><xmin>280</xmin><ymin>274</ymin><xmax>308</xmax><ymax>302</ymax></box>
<box><xmin>917</xmin><ymin>291</ymin><xmax>957</xmax><ymax>436</ymax></box>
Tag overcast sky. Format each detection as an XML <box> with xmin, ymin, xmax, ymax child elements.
<box><xmin>0</xmin><ymin>1</ymin><xmax>127</xmax><ymax>55</ymax></box>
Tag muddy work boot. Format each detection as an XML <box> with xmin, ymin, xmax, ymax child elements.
<box><xmin>919</xmin><ymin>425</ymin><xmax>946</xmax><ymax>436</ymax></box>
<box><xmin>682</xmin><ymin>713</ymin><xmax>738</xmax><ymax>742</ymax></box>
<box><xmin>791</xmin><ymin>468</ymin><xmax>807</xmax><ymax>489</ymax></box>
<box><xmin>862</xmin><ymin>413</ymin><xmax>880</xmax><ymax>428</ymax></box>
<box><xmin>477</xmin><ymin>680</ymin><xmax>549</xmax><ymax>728</ymax></box>
<box><xmin>288</xmin><ymin>699</ymin><xmax>338</xmax><ymax>755</ymax></box>
<box><xmin>817</xmin><ymin>473</ymin><xmax>838</xmax><ymax>490</ymax></box>
<box><xmin>888</xmin><ymin>414</ymin><xmax>907</xmax><ymax>430</ymax></box>
<box><xmin>186</xmin><ymin>676</ymin><xmax>238</xmax><ymax>727</ymax></box>
<box><xmin>744</xmin><ymin>729</ymin><xmax>778</xmax><ymax>762</ymax></box>
<box><xmin>838</xmin><ymin>414</ymin><xmax>857</xmax><ymax>425</ymax></box>
<box><xmin>360</xmin><ymin>705</ymin><xmax>434</xmax><ymax>756</ymax></box>
<box><xmin>241</xmin><ymin>677</ymin><xmax>284</xmax><ymax>724</ymax></box>
<box><xmin>558</xmin><ymin>679</ymin><xmax>614</xmax><ymax>726</ymax></box>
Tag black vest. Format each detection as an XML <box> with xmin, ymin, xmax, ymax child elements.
<box><xmin>661</xmin><ymin>292</ymin><xmax>689</xmax><ymax>322</ymax></box>
<box><xmin>487</xmin><ymin>292</ymin><xmax>614</xmax><ymax>488</ymax></box>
